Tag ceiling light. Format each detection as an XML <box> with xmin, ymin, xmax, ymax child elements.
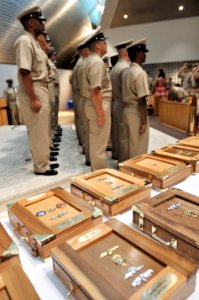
<box><xmin>123</xmin><ymin>14</ymin><xmax>128</xmax><ymax>19</ymax></box>
<box><xmin>179</xmin><ymin>5</ymin><xmax>184</xmax><ymax>11</ymax></box>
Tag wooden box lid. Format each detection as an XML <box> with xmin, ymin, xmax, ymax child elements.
<box><xmin>178</xmin><ymin>136</ymin><xmax>199</xmax><ymax>149</ymax></box>
<box><xmin>119</xmin><ymin>154</ymin><xmax>191</xmax><ymax>189</ymax></box>
<box><xmin>8</xmin><ymin>188</ymin><xmax>102</xmax><ymax>258</ymax></box>
<box><xmin>0</xmin><ymin>223</ymin><xmax>19</xmax><ymax>271</ymax></box>
<box><xmin>132</xmin><ymin>189</ymin><xmax>199</xmax><ymax>262</ymax></box>
<box><xmin>71</xmin><ymin>168</ymin><xmax>151</xmax><ymax>205</ymax></box>
<box><xmin>51</xmin><ymin>219</ymin><xmax>196</xmax><ymax>300</ymax></box>
<box><xmin>155</xmin><ymin>144</ymin><xmax>199</xmax><ymax>172</ymax></box>
<box><xmin>0</xmin><ymin>264</ymin><xmax>39</xmax><ymax>300</ymax></box>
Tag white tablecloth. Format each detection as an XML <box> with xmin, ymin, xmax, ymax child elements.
<box><xmin>0</xmin><ymin>173</ymin><xmax>199</xmax><ymax>300</ymax></box>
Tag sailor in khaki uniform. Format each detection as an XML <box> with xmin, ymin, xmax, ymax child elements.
<box><xmin>37</xmin><ymin>33</ymin><xmax>61</xmax><ymax>159</ymax></box>
<box><xmin>81</xmin><ymin>29</ymin><xmax>112</xmax><ymax>170</ymax></box>
<box><xmin>71</xmin><ymin>52</ymin><xmax>82</xmax><ymax>145</ymax></box>
<box><xmin>110</xmin><ymin>40</ymin><xmax>132</xmax><ymax>162</ymax></box>
<box><xmin>49</xmin><ymin>50</ymin><xmax>60</xmax><ymax>128</ymax></box>
<box><xmin>3</xmin><ymin>79</ymin><xmax>19</xmax><ymax>125</ymax></box>
<box><xmin>122</xmin><ymin>39</ymin><xmax>150</xmax><ymax>159</ymax></box>
<box><xmin>14</xmin><ymin>6</ymin><xmax>57</xmax><ymax>175</ymax></box>
<box><xmin>76</xmin><ymin>42</ymin><xmax>91</xmax><ymax>166</ymax></box>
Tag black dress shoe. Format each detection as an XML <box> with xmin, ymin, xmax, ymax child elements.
<box><xmin>50</xmin><ymin>156</ymin><xmax>57</xmax><ymax>161</ymax></box>
<box><xmin>50</xmin><ymin>163</ymin><xmax>59</xmax><ymax>169</ymax></box>
<box><xmin>53</xmin><ymin>138</ymin><xmax>61</xmax><ymax>143</ymax></box>
<box><xmin>50</xmin><ymin>146</ymin><xmax>60</xmax><ymax>151</ymax></box>
<box><xmin>112</xmin><ymin>155</ymin><xmax>118</xmax><ymax>160</ymax></box>
<box><xmin>35</xmin><ymin>169</ymin><xmax>58</xmax><ymax>176</ymax></box>
<box><xmin>85</xmin><ymin>161</ymin><xmax>91</xmax><ymax>166</ymax></box>
<box><xmin>55</xmin><ymin>125</ymin><xmax>62</xmax><ymax>129</ymax></box>
<box><xmin>56</xmin><ymin>128</ymin><xmax>62</xmax><ymax>132</ymax></box>
<box><xmin>54</xmin><ymin>132</ymin><xmax>62</xmax><ymax>137</ymax></box>
<box><xmin>50</xmin><ymin>151</ymin><xmax>59</xmax><ymax>156</ymax></box>
<box><xmin>106</xmin><ymin>146</ymin><xmax>112</xmax><ymax>151</ymax></box>
<box><xmin>53</xmin><ymin>143</ymin><xmax>59</xmax><ymax>147</ymax></box>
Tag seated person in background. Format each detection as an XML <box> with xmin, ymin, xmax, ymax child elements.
<box><xmin>168</xmin><ymin>84</ymin><xmax>189</xmax><ymax>103</ymax></box>
<box><xmin>153</xmin><ymin>68</ymin><xmax>167</xmax><ymax>115</ymax></box>
<box><xmin>178</xmin><ymin>63</ymin><xmax>192</xmax><ymax>95</ymax></box>
<box><xmin>192</xmin><ymin>64</ymin><xmax>199</xmax><ymax>91</ymax></box>
<box><xmin>166</xmin><ymin>77</ymin><xmax>174</xmax><ymax>90</ymax></box>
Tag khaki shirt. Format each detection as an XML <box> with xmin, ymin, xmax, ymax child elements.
<box><xmin>122</xmin><ymin>62</ymin><xmax>149</xmax><ymax>104</ymax></box>
<box><xmin>77</xmin><ymin>57</ymin><xmax>87</xmax><ymax>97</ymax></box>
<box><xmin>48</xmin><ymin>58</ymin><xmax>57</xmax><ymax>82</ymax></box>
<box><xmin>14</xmin><ymin>32</ymin><xmax>49</xmax><ymax>88</ymax></box>
<box><xmin>71</xmin><ymin>57</ymin><xmax>83</xmax><ymax>95</ymax></box>
<box><xmin>3</xmin><ymin>87</ymin><xmax>17</xmax><ymax>102</ymax></box>
<box><xmin>110</xmin><ymin>59</ymin><xmax>130</xmax><ymax>102</ymax></box>
<box><xmin>81</xmin><ymin>52</ymin><xmax>112</xmax><ymax>101</ymax></box>
<box><xmin>179</xmin><ymin>71</ymin><xmax>192</xmax><ymax>89</ymax></box>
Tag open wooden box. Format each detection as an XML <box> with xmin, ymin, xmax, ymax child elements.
<box><xmin>0</xmin><ymin>224</ymin><xmax>39</xmax><ymax>299</ymax></box>
<box><xmin>8</xmin><ymin>188</ymin><xmax>102</xmax><ymax>259</ymax></box>
<box><xmin>71</xmin><ymin>168</ymin><xmax>151</xmax><ymax>216</ymax></box>
<box><xmin>0</xmin><ymin>264</ymin><xmax>39</xmax><ymax>300</ymax></box>
<box><xmin>178</xmin><ymin>136</ymin><xmax>199</xmax><ymax>149</ymax></box>
<box><xmin>51</xmin><ymin>219</ymin><xmax>197</xmax><ymax>300</ymax></box>
<box><xmin>0</xmin><ymin>223</ymin><xmax>19</xmax><ymax>271</ymax></box>
<box><xmin>132</xmin><ymin>188</ymin><xmax>199</xmax><ymax>264</ymax></box>
<box><xmin>154</xmin><ymin>144</ymin><xmax>199</xmax><ymax>173</ymax></box>
<box><xmin>119</xmin><ymin>154</ymin><xmax>191</xmax><ymax>190</ymax></box>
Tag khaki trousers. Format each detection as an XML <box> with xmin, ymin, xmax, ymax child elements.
<box><xmin>73</xmin><ymin>92</ymin><xmax>81</xmax><ymax>144</ymax></box>
<box><xmin>8</xmin><ymin>102</ymin><xmax>19</xmax><ymax>125</ymax></box>
<box><xmin>123</xmin><ymin>104</ymin><xmax>149</xmax><ymax>159</ymax></box>
<box><xmin>18</xmin><ymin>85</ymin><xmax>51</xmax><ymax>173</ymax></box>
<box><xmin>112</xmin><ymin>101</ymin><xmax>128</xmax><ymax>162</ymax></box>
<box><xmin>110</xmin><ymin>100</ymin><xmax>118</xmax><ymax>158</ymax></box>
<box><xmin>79</xmin><ymin>97</ymin><xmax>90</xmax><ymax>163</ymax></box>
<box><xmin>54</xmin><ymin>85</ymin><xmax>60</xmax><ymax>126</ymax></box>
<box><xmin>48</xmin><ymin>82</ymin><xmax>56</xmax><ymax>131</ymax></box>
<box><xmin>85</xmin><ymin>100</ymin><xmax>111</xmax><ymax>170</ymax></box>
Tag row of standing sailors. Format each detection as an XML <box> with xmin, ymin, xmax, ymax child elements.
<box><xmin>71</xmin><ymin>31</ymin><xmax>150</xmax><ymax>171</ymax></box>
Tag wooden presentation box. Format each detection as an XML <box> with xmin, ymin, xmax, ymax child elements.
<box><xmin>0</xmin><ymin>223</ymin><xmax>20</xmax><ymax>271</ymax></box>
<box><xmin>119</xmin><ymin>154</ymin><xmax>191</xmax><ymax>190</ymax></box>
<box><xmin>132</xmin><ymin>188</ymin><xmax>199</xmax><ymax>264</ymax></box>
<box><xmin>51</xmin><ymin>219</ymin><xmax>197</xmax><ymax>300</ymax></box>
<box><xmin>154</xmin><ymin>144</ymin><xmax>199</xmax><ymax>173</ymax></box>
<box><xmin>0</xmin><ymin>264</ymin><xmax>39</xmax><ymax>300</ymax></box>
<box><xmin>71</xmin><ymin>168</ymin><xmax>151</xmax><ymax>216</ymax></box>
<box><xmin>178</xmin><ymin>136</ymin><xmax>199</xmax><ymax>149</ymax></box>
<box><xmin>8</xmin><ymin>188</ymin><xmax>102</xmax><ymax>259</ymax></box>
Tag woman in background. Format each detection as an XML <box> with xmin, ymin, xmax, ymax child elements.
<box><xmin>154</xmin><ymin>68</ymin><xmax>167</xmax><ymax>115</ymax></box>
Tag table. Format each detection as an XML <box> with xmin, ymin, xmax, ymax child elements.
<box><xmin>0</xmin><ymin>173</ymin><xmax>199</xmax><ymax>300</ymax></box>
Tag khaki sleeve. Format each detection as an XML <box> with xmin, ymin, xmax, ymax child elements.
<box><xmin>135</xmin><ymin>72</ymin><xmax>150</xmax><ymax>99</ymax></box>
<box><xmin>88</xmin><ymin>61</ymin><xmax>105</xmax><ymax>89</ymax></box>
<box><xmin>15</xmin><ymin>39</ymin><xmax>33</xmax><ymax>72</ymax></box>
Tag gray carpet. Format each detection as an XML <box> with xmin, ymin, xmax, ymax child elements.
<box><xmin>0</xmin><ymin>125</ymin><xmax>91</xmax><ymax>209</ymax></box>
<box><xmin>149</xmin><ymin>115</ymin><xmax>188</xmax><ymax>140</ymax></box>
<box><xmin>0</xmin><ymin>124</ymin><xmax>178</xmax><ymax>211</ymax></box>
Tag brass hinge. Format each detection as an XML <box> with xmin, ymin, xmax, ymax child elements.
<box><xmin>132</xmin><ymin>204</ymin><xmax>144</xmax><ymax>231</ymax></box>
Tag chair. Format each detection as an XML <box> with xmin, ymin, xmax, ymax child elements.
<box><xmin>159</xmin><ymin>97</ymin><xmax>195</xmax><ymax>134</ymax></box>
